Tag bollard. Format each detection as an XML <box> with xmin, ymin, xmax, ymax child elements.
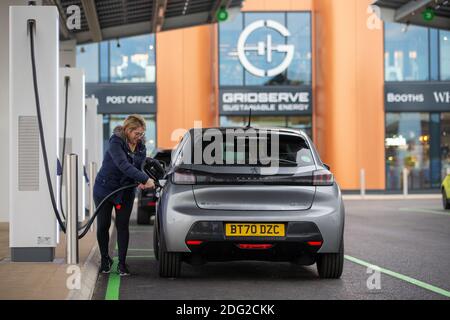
<box><xmin>403</xmin><ymin>168</ymin><xmax>408</xmax><ymax>197</ymax></box>
<box><xmin>89</xmin><ymin>162</ymin><xmax>97</xmax><ymax>233</ymax></box>
<box><xmin>360</xmin><ymin>168</ymin><xmax>366</xmax><ymax>198</ymax></box>
<box><xmin>66</xmin><ymin>154</ymin><xmax>79</xmax><ymax>264</ymax></box>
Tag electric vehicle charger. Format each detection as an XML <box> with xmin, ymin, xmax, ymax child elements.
<box><xmin>28</xmin><ymin>20</ymin><xmax>164</xmax><ymax>239</ymax></box>
<box><xmin>59</xmin><ymin>75</ymin><xmax>69</xmax><ymax>221</ymax></box>
<box><xmin>59</xmin><ymin>72</ymin><xmax>94</xmax><ymax>223</ymax></box>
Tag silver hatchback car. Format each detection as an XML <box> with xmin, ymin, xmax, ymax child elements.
<box><xmin>154</xmin><ymin>127</ymin><xmax>345</xmax><ymax>279</ymax></box>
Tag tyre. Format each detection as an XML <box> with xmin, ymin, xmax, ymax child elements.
<box><xmin>153</xmin><ymin>222</ymin><xmax>159</xmax><ymax>261</ymax></box>
<box><xmin>443</xmin><ymin>189</ymin><xmax>450</xmax><ymax>210</ymax></box>
<box><xmin>158</xmin><ymin>229</ymin><xmax>182</xmax><ymax>278</ymax></box>
<box><xmin>158</xmin><ymin>248</ymin><xmax>181</xmax><ymax>278</ymax></box>
<box><xmin>316</xmin><ymin>240</ymin><xmax>344</xmax><ymax>279</ymax></box>
<box><xmin>137</xmin><ymin>205</ymin><xmax>150</xmax><ymax>225</ymax></box>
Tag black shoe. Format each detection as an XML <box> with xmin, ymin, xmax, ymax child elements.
<box><xmin>118</xmin><ymin>263</ymin><xmax>131</xmax><ymax>276</ymax></box>
<box><xmin>99</xmin><ymin>259</ymin><xmax>111</xmax><ymax>274</ymax></box>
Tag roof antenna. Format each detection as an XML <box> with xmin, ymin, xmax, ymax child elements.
<box><xmin>245</xmin><ymin>108</ymin><xmax>252</xmax><ymax>128</ymax></box>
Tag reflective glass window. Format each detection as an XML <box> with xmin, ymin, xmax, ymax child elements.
<box><xmin>220</xmin><ymin>115</ymin><xmax>313</xmax><ymax>139</ymax></box>
<box><xmin>219</xmin><ymin>14</ymin><xmax>244</xmax><ymax>86</ymax></box>
<box><xmin>99</xmin><ymin>41</ymin><xmax>109</xmax><ymax>82</ymax></box>
<box><xmin>385</xmin><ymin>113</ymin><xmax>431</xmax><ymax>190</ymax></box>
<box><xmin>385</xmin><ymin>23</ymin><xmax>429</xmax><ymax>81</ymax></box>
<box><xmin>110</xmin><ymin>35</ymin><xmax>156</xmax><ymax>83</ymax></box>
<box><xmin>249</xmin><ymin>116</ymin><xmax>286</xmax><ymax>128</ymax></box>
<box><xmin>286</xmin><ymin>13</ymin><xmax>312</xmax><ymax>85</ymax></box>
<box><xmin>244</xmin><ymin>13</ymin><xmax>286</xmax><ymax>86</ymax></box>
<box><xmin>76</xmin><ymin>43</ymin><xmax>99</xmax><ymax>83</ymax></box>
<box><xmin>287</xmin><ymin>116</ymin><xmax>312</xmax><ymax>137</ymax></box>
<box><xmin>220</xmin><ymin>116</ymin><xmax>246</xmax><ymax>127</ymax></box>
<box><xmin>430</xmin><ymin>29</ymin><xmax>439</xmax><ymax>81</ymax></box>
<box><xmin>440</xmin><ymin>30</ymin><xmax>450</xmax><ymax>81</ymax></box>
<box><xmin>441</xmin><ymin>113</ymin><xmax>450</xmax><ymax>179</ymax></box>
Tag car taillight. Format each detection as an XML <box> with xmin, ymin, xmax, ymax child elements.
<box><xmin>312</xmin><ymin>169</ymin><xmax>334</xmax><ymax>186</ymax></box>
<box><xmin>186</xmin><ymin>240</ymin><xmax>203</xmax><ymax>246</ymax></box>
<box><xmin>172</xmin><ymin>169</ymin><xmax>226</xmax><ymax>185</ymax></box>
<box><xmin>172</xmin><ymin>168</ymin><xmax>334</xmax><ymax>186</ymax></box>
<box><xmin>173</xmin><ymin>170</ymin><xmax>196</xmax><ymax>185</ymax></box>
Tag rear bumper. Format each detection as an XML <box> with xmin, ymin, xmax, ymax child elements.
<box><xmin>183</xmin><ymin>221</ymin><xmax>323</xmax><ymax>263</ymax></box>
<box><xmin>159</xmin><ymin>184</ymin><xmax>345</xmax><ymax>254</ymax></box>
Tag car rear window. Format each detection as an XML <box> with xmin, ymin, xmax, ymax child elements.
<box><xmin>185</xmin><ymin>129</ymin><xmax>314</xmax><ymax>167</ymax></box>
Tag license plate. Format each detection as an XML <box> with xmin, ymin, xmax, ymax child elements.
<box><xmin>225</xmin><ymin>223</ymin><xmax>285</xmax><ymax>237</ymax></box>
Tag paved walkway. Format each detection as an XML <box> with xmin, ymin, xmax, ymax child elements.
<box><xmin>0</xmin><ymin>222</ymin><xmax>100</xmax><ymax>300</ymax></box>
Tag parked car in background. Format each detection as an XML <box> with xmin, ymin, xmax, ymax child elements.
<box><xmin>137</xmin><ymin>148</ymin><xmax>172</xmax><ymax>225</ymax></box>
<box><xmin>442</xmin><ymin>173</ymin><xmax>450</xmax><ymax>210</ymax></box>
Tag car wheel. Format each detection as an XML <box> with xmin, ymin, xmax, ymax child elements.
<box><xmin>316</xmin><ymin>240</ymin><xmax>344</xmax><ymax>279</ymax></box>
<box><xmin>158</xmin><ymin>230</ymin><xmax>181</xmax><ymax>278</ymax></box>
<box><xmin>153</xmin><ymin>222</ymin><xmax>159</xmax><ymax>261</ymax></box>
<box><xmin>159</xmin><ymin>250</ymin><xmax>182</xmax><ymax>278</ymax></box>
<box><xmin>137</xmin><ymin>206</ymin><xmax>150</xmax><ymax>225</ymax></box>
<box><xmin>443</xmin><ymin>189</ymin><xmax>450</xmax><ymax>210</ymax></box>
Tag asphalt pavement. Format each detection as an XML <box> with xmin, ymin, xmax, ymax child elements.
<box><xmin>92</xmin><ymin>198</ymin><xmax>450</xmax><ymax>300</ymax></box>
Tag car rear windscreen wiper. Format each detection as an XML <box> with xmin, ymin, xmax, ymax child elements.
<box><xmin>259</xmin><ymin>158</ymin><xmax>299</xmax><ymax>166</ymax></box>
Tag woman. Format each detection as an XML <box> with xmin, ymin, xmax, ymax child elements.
<box><xmin>93</xmin><ymin>114</ymin><xmax>155</xmax><ymax>276</ymax></box>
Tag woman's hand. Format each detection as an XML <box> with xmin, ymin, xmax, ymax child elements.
<box><xmin>138</xmin><ymin>178</ymin><xmax>155</xmax><ymax>190</ymax></box>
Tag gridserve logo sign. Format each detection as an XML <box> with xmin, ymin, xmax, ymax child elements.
<box><xmin>219</xmin><ymin>13</ymin><xmax>312</xmax><ymax>116</ymax></box>
<box><xmin>237</xmin><ymin>19</ymin><xmax>295</xmax><ymax>78</ymax></box>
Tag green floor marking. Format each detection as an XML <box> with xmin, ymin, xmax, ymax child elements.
<box><xmin>345</xmin><ymin>255</ymin><xmax>450</xmax><ymax>298</ymax></box>
<box><xmin>104</xmin><ymin>257</ymin><xmax>120</xmax><ymax>300</ymax></box>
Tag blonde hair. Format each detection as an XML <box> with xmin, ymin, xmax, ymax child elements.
<box><xmin>123</xmin><ymin>114</ymin><xmax>146</xmax><ymax>133</ymax></box>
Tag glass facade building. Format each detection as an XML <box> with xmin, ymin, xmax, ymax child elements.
<box><xmin>74</xmin><ymin>0</ymin><xmax>449</xmax><ymax>192</ymax></box>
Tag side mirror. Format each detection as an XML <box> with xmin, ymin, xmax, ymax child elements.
<box><xmin>324</xmin><ymin>163</ymin><xmax>331</xmax><ymax>171</ymax></box>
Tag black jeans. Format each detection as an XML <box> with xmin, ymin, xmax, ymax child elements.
<box><xmin>94</xmin><ymin>190</ymin><xmax>135</xmax><ymax>265</ymax></box>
